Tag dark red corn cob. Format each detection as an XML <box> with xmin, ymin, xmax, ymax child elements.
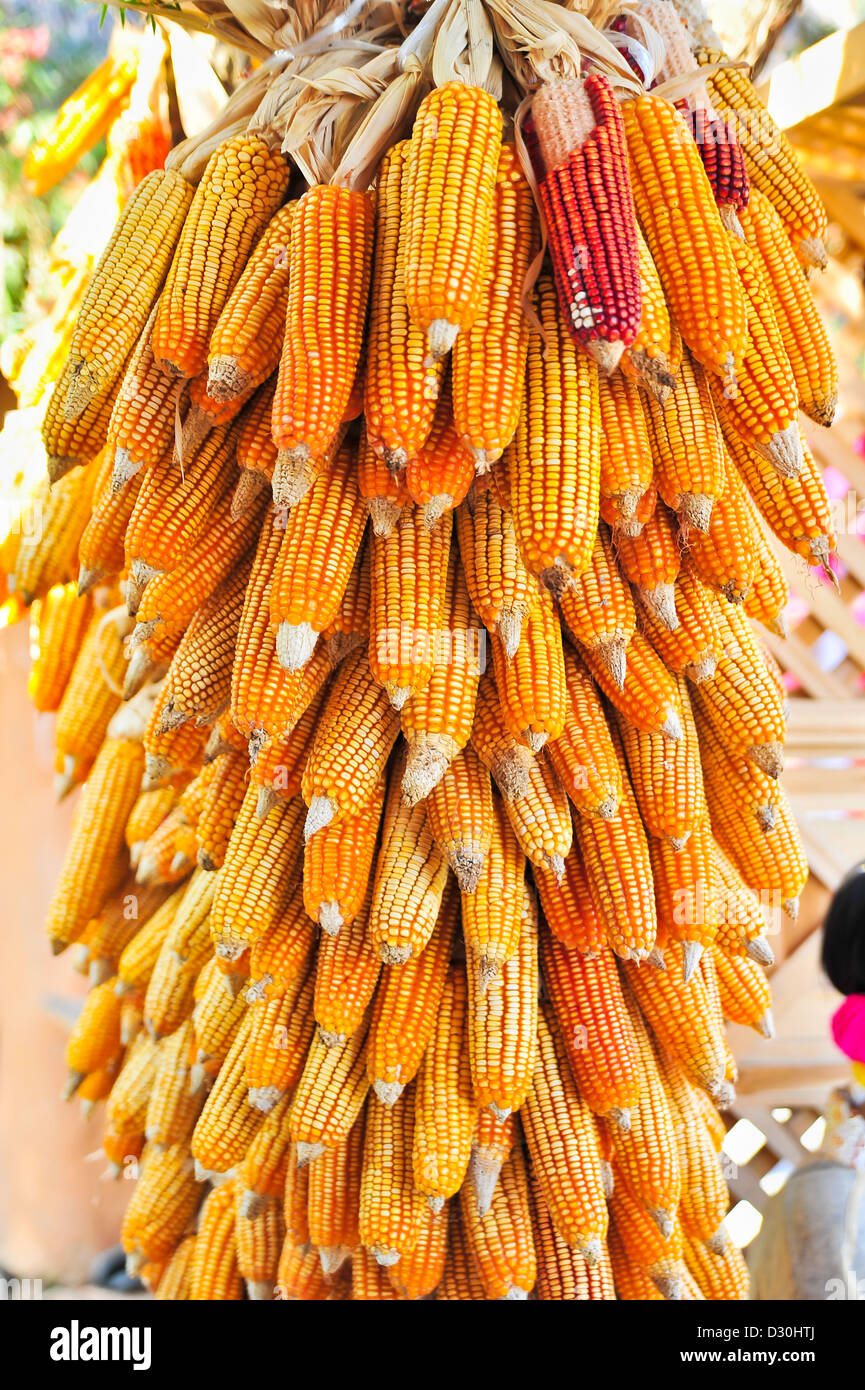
<box><xmin>531</xmin><ymin>72</ymin><xmax>642</xmax><ymax>372</ymax></box>
<box><xmin>678</xmin><ymin>104</ymin><xmax>750</xmax><ymax>220</ymax></box>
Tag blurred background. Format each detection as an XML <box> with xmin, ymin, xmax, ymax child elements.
<box><xmin>0</xmin><ymin>0</ymin><xmax>864</xmax><ymax>1292</ymax></box>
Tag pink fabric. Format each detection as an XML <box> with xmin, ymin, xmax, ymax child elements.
<box><xmin>831</xmin><ymin>995</ymin><xmax>865</xmax><ymax>1064</ymax></box>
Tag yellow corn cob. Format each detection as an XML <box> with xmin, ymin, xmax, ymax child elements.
<box><xmin>558</xmin><ymin>525</ymin><xmax>637</xmax><ymax>688</ymax></box>
<box><xmin>624</xmin><ymin>950</ymin><xmax>729</xmax><ymax>1103</ymax></box>
<box><xmin>508</xmin><ymin>274</ymin><xmax>601</xmax><ymax>587</ymax></box>
<box><xmin>660</xmin><ymin>1049</ymin><xmax>729</xmax><ymax>1246</ymax></box>
<box><xmin>388</xmin><ymin>1203</ymin><xmax>449</xmax><ymax>1299</ymax></box>
<box><xmin>425</xmin><ymin>742</ymin><xmax>494</xmax><ymax>894</ymax></box>
<box><xmin>121</xmin><ymin>1142</ymin><xmax>201</xmax><ymax>1266</ymax></box>
<box><xmin>546</xmin><ymin>645</ymin><xmax>621</xmax><ymax>820</ymax></box>
<box><xmin>193</xmin><ymin>957</ymin><xmax>247</xmax><ymax>1081</ymax></box>
<box><xmin>713</xmin><ymin>947</ymin><xmax>774</xmax><ymax>1037</ymax></box>
<box><xmin>403</xmin><ymin>82</ymin><xmax>503</xmax><ymax>360</ymax></box>
<box><xmin>145</xmin><ymin>1020</ymin><xmax>202</xmax><ymax>1146</ymax></box>
<box><xmin>614</xmin><ymin>493</ymin><xmax>680</xmax><ymax>625</ymax></box>
<box><xmin>691</xmin><ymin>601</ymin><xmax>786</xmax><ymax>778</ymax></box>
<box><xmin>466</xmin><ymin>1109</ymin><xmax>516</xmax><ymax>1220</ymax></box>
<box><xmin>28</xmin><ymin>582</ymin><xmax>92</xmax><ymax>712</ymax></box>
<box><xmin>683</xmin><ymin>455</ymin><xmax>760</xmax><ymax>603</ymax></box>
<box><xmin>697</xmin><ymin>48</ymin><xmax>828</xmax><ymax>268</ymax></box>
<box><xmin>451</xmin><ymin>143</ymin><xmax>537</xmax><ymax>467</ymax></box>
<box><xmin>364</xmin><ymin>141</ymin><xmax>443</xmax><ymax>469</ymax></box>
<box><xmin>640</xmin><ymin>565</ymin><xmax>725</xmax><ymax>681</ymax></box>
<box><xmin>723</xmin><ymin>421</ymin><xmax>836</xmax><ymax>571</ymax></box>
<box><xmin>246</xmin><ymin>964</ymin><xmax>315</xmax><ymax>1113</ymax></box>
<box><xmin>491</xmin><ymin>582</ymin><xmax>566</xmax><ymax>751</ymax></box>
<box><xmin>367</xmin><ymin>884</ymin><xmax>458</xmax><ymax>1105</ymax></box>
<box><xmin>740</xmin><ymin>187</ymin><xmax>837</xmax><ymax>426</ymax></box>
<box><xmin>211</xmin><ymin>784</ymin><xmax>304</xmax><ymax>964</ymax></box>
<box><xmin>683</xmin><ymin>1229</ymin><xmax>749</xmax><ymax>1300</ymax></box>
<box><xmin>455</xmin><ymin>485</ymin><xmax>537</xmax><ymax>657</ymax></box>
<box><xmin>607</xmin><ymin>1213</ymin><xmax>682</xmax><ymax>1301</ymax></box>
<box><xmin>207</xmin><ymin>202</ymin><xmax>296</xmax><ymax>401</ymax></box>
<box><xmin>289</xmin><ymin>1011</ymin><xmax>371</xmax><ymax>1164</ymax></box>
<box><xmin>529</xmin><ymin>1174</ymin><xmax>615</xmax><ymax>1301</ymax></box>
<box><xmin>616</xmin><ymin>673</ymin><xmax>706</xmax><ymax>847</ymax></box>
<box><xmin>64</xmin><ymin>977</ymin><xmax>123</xmax><ymax>1090</ymax></box>
<box><xmin>502</xmin><ymin>752</ymin><xmax>571</xmax><ymax>880</ymax></box>
<box><xmin>236</xmin><ymin>1192</ymin><xmax>284</xmax><ymax>1299</ymax></box>
<box><xmin>124</xmin><ymin>424</ymin><xmax>236</xmax><ymax>581</ymax></box>
<box><xmin>154</xmin><ymin>1234</ymin><xmax>197</xmax><ymax>1301</ymax></box>
<box><xmin>359</xmin><ymin>1083</ymin><xmax>426</xmax><ymax>1266</ymax></box>
<box><xmin>304</xmin><ymin>787</ymin><xmax>383</xmax><ymax>936</ymax></box>
<box><xmin>46</xmin><ymin>737</ymin><xmax>144</xmax><ymax>953</ymax></box>
<box><xmin>88</xmin><ymin>880</ymin><xmax>174</xmax><ymax>982</ymax></box>
<box><xmin>710</xmin><ymin>844</ymin><xmax>775</xmax><ymax>965</ymax></box>
<box><xmin>411</xmin><ymin>965</ymin><xmax>475</xmax><ymax>1207</ymax></box>
<box><xmin>107</xmin><ymin>305</ymin><xmax>184</xmax><ymax>491</ymax></box>
<box><xmin>143</xmin><ymin>870</ymin><xmax>217</xmax><ymax>1038</ymax></box>
<box><xmin>272</xmin><ymin>188</ymin><xmax>372</xmax><ymax>478</ymax></box>
<box><xmin>621</xmin><ymin>227</ymin><xmax>677</xmax><ymax>400</ymax></box>
<box><xmin>369</xmin><ymin>504</ymin><xmax>451</xmax><ymax>708</ymax></box>
<box><xmin>277</xmin><ymin>1237</ymin><xmax>349</xmax><ymax>1300</ymax></box>
<box><xmin>238</xmin><ymin>1093</ymin><xmax>293</xmax><ymax>1210</ymax></box>
<box><xmin>460</xmin><ymin>1146</ymin><xmax>536</xmax><ymax>1300</ymax></box>
<box><xmin>25</xmin><ymin>43</ymin><xmax>139</xmax><ymax>193</ymax></box>
<box><xmin>78</xmin><ymin>459</ymin><xmax>144</xmax><ymax>591</ymax></box>
<box><xmin>461</xmin><ymin>790</ymin><xmax>526</xmax><ymax>980</ymax></box>
<box><xmin>400</xmin><ymin>548</ymin><xmax>482</xmax><ymax>804</ymax></box>
<box><xmin>650</xmin><ymin>815</ymin><xmax>720</xmax><ymax>963</ymax></box>
<box><xmin>470</xmin><ymin>667</ymin><xmax>536</xmax><ymax>801</ymax></box>
<box><xmin>13</xmin><ymin>463</ymin><xmax>97</xmax><ymax>603</ymax></box>
<box><xmin>153</xmin><ymin>135</ymin><xmax>289</xmax><ymax>380</ymax></box>
<box><xmin>467</xmin><ymin>879</ymin><xmax>538</xmax><ymax>1119</ymax></box>
<box><xmin>195</xmin><ymin>751</ymin><xmax>247</xmax><ymax>872</ymax></box>
<box><xmin>66</xmin><ymin>169</ymin><xmax>194</xmax><ymax>415</ymax></box>
<box><xmin>534</xmin><ymin>847</ymin><xmax>608</xmax><ymax>955</ymax></box>
<box><xmin>270</xmin><ymin>439</ymin><xmax>367</xmax><ymax>671</ymax></box>
<box><xmin>314</xmin><ymin>889</ymin><xmax>380</xmax><ymax>1045</ymax></box>
<box><xmin>250</xmin><ymin>685</ymin><xmax>327</xmax><ymax>814</ymax></box>
<box><xmin>192</xmin><ymin>1012</ymin><xmax>262</xmax><ymax>1176</ymax></box>
<box><xmin>522</xmin><ymin>1003</ymin><xmax>609</xmax><ymax>1260</ymax></box>
<box><xmin>438</xmin><ymin>1205</ymin><xmax>487</xmax><ymax>1300</ymax></box>
<box><xmin>642</xmin><ymin>347</ymin><xmax>726</xmax><ymax>530</ymax></box>
<box><xmin>744</xmin><ymin>526</ymin><xmax>789</xmax><ymax>635</ymax></box>
<box><xmin>188</xmin><ymin>1182</ymin><xmax>244</xmax><ymax>1300</ymax></box>
<box><xmin>623</xmin><ymin>94</ymin><xmax>748</xmax><ymax>381</ymax></box>
<box><xmin>613</xmin><ymin>992</ymin><xmax>683</xmax><ymax>1226</ymax></box>
<box><xmin>322</xmin><ymin>536</ymin><xmax>371</xmax><ymax>667</ymax></box>
<box><xmin>306</xmin><ymin>1122</ymin><xmax>363</xmax><ymax>1272</ymax></box>
<box><xmin>350</xmin><ymin>1245</ymin><xmax>408</xmax><ymax>1301</ymax></box>
<box><xmin>597</xmin><ymin>354</ymin><xmax>654</xmax><ymax>533</ymax></box>
<box><xmin>368</xmin><ymin>750</ymin><xmax>449</xmax><ymax>965</ymax></box>
<box><xmin>583</xmin><ymin>628</ymin><xmax>683</xmax><ymax>741</ymax></box>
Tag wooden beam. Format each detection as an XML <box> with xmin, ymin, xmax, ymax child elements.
<box><xmin>760</xmin><ymin>628</ymin><xmax>854</xmax><ymax>698</ymax></box>
<box><xmin>756</xmin><ymin>21</ymin><xmax>865</xmax><ymax>128</ymax></box>
<box><xmin>772</xmin><ymin>541</ymin><xmax>865</xmax><ymax>669</ymax></box>
<box><xmin>785</xmin><ymin>698</ymin><xmax>865</xmax><ymax>752</ymax></box>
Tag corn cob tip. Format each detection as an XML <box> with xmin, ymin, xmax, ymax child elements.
<box><xmin>368</xmin><ymin>498</ymin><xmax>402</xmax><ymax>537</ymax></box>
<box><xmin>491</xmin><ymin>748</ymin><xmax>533</xmax><ymax>801</ymax></box>
<box><xmin>231</xmin><ymin>469</ymin><xmax>269</xmax><ymax>520</ymax></box>
<box><xmin>386</xmin><ymin>684</ymin><xmax>413</xmax><ymax>711</ymax></box>
<box><xmin>318</xmin><ymin>1246</ymin><xmax>349</xmax><ymax>1275</ymax></box>
<box><xmin>318</xmin><ymin>1027</ymin><xmax>347</xmax><ymax>1049</ymax></box>
<box><xmin>476</xmin><ymin>956</ymin><xmax>502</xmax><ymax>995</ymax></box>
<box><xmin>143</xmin><ymin>753</ymin><xmax>173</xmax><ymax>787</ymax></box>
<box><xmin>88</xmin><ymin>958</ymin><xmax>112</xmax><ymax>987</ymax></box>
<box><xmin>61</xmin><ymin>1070</ymin><xmax>84</xmax><ymax>1101</ymax></box>
<box><xmin>627</xmin><ymin>349</ymin><xmax>676</xmax><ymax>402</ymax></box>
<box><xmin>170</xmin><ymin>851</ymin><xmax>192</xmax><ymax>876</ymax></box>
<box><xmin>682</xmin><ymin>940</ymin><xmax>703</xmax><ymax>984</ymax></box>
<box><xmin>155</xmin><ymin>700</ymin><xmax>190</xmax><ymax>736</ymax></box>
<box><xmin>540</xmin><ymin>562</ymin><xmax>575</xmax><ymax>600</ymax></box>
<box><xmin>46</xmin><ymin>455</ymin><xmax>78</xmax><ymax>486</ymax></box>
<box><xmin>111</xmin><ymin>447</ymin><xmax>142</xmax><ymax>494</ymax></box>
<box><xmin>585</xmin><ymin>339</ymin><xmax>626</xmax><ymax>375</ymax></box>
<box><xmin>197</xmin><ymin>849</ymin><xmax>217</xmax><ymax>872</ymax></box>
<box><xmin>372</xmin><ymin>1079</ymin><xmax>404</xmax><ymax>1107</ymax></box>
<box><xmin>798</xmin><ymin>236</ymin><xmax>828</xmax><ymax>271</ymax></box>
<box><xmin>207</xmin><ymin>355</ymin><xmax>250</xmax><ymax>404</ymax></box>
<box><xmin>318</xmin><ymin>901</ymin><xmax>344</xmax><ymax>936</ymax></box>
<box><xmin>497</xmin><ymin>608</ymin><xmax>525</xmax><ymax>662</ymax></box>
<box><xmin>327</xmin><ymin>631</ymin><xmax>364</xmax><ymax>668</ymax></box>
<box><xmin>248</xmin><ymin>1086</ymin><xmax>282</xmax><ymax>1114</ymax></box>
<box><xmin>422</xmin><ymin>496</ymin><xmax>453</xmax><ymax>530</ymax></box>
<box><xmin>304</xmin><ymin>794</ymin><xmax>337</xmax><ymax>841</ymax></box>
<box><xmin>296</xmin><ymin>1142</ymin><xmax>325</xmax><ymax>1169</ymax></box>
<box><xmin>719</xmin><ymin>206</ymin><xmax>745</xmax><ymax>238</ymax></box>
<box><xmin>706</xmin><ymin>1225</ymin><xmax>728</xmax><ymax>1256</ymax></box>
<box><xmin>667</xmin><ymin>833</ymin><xmax>691</xmax><ymax>852</ymax></box>
<box><xmin>679</xmin><ymin>492</ymin><xmax>714</xmax><ymax>533</ymax></box>
<box><xmin>131</xmin><ymin>558</ymin><xmax>161</xmax><ymax>592</ymax></box>
<box><xmin>254</xmin><ymin>787</ymin><xmax>279</xmax><ymax>821</ymax></box>
<box><xmin>426</xmin><ymin>1196</ymin><xmax>446</xmax><ymax>1216</ymax></box>
<box><xmin>276</xmin><ymin>621</ymin><xmax>318</xmax><ymax>671</ymax></box>
<box><xmin>661</xmin><ymin>707</ymin><xmax>684</xmax><ymax>741</ymax></box>
<box><xmin>246</xmin><ymin>1280</ymin><xmax>275</xmax><ymax>1302</ymax></box>
<box><xmin>766</xmin><ymin>613</ymin><xmax>788</xmax><ymax>639</ymax></box>
<box><xmin>522</xmin><ymin>729</ymin><xmax>547</xmax><ymax>753</ymax></box>
<box><xmin>608</xmin><ymin>1106</ymin><xmax>631</xmax><ymax>1133</ymax></box>
<box><xmin>63</xmin><ymin>362</ymin><xmax>101</xmax><ymax>422</ymax></box>
<box><xmin>647</xmin><ymin>946</ymin><xmax>666</xmax><ymax>971</ymax></box>
<box><xmin>747</xmin><ymin>742</ymin><xmax>784</xmax><ymax>779</ymax></box>
<box><xmin>401</xmin><ymin>735</ymin><xmax>455</xmax><ymax>806</ymax></box>
<box><xmin>272</xmin><ymin>449</ymin><xmax>316</xmax><ymax>511</ymax></box>
<box><xmin>488</xmin><ymin>1103</ymin><xmax>511</xmax><ymax>1123</ymax></box>
<box><xmin>223</xmin><ymin>968</ymin><xmax>247</xmax><ymax>999</ymax></box>
<box><xmin>783</xmin><ymin>897</ymin><xmax>799</xmax><ymax>922</ymax></box>
<box><xmin>54</xmin><ymin>755</ymin><xmax>78</xmax><ymax>803</ymax></box>
<box><xmin>640</xmin><ymin>582</ymin><xmax>679</xmax><ymax>631</ymax></box>
<box><xmin>379</xmin><ymin>943</ymin><xmax>412</xmax><ymax>966</ymax></box>
<box><xmin>173</xmin><ymin>406</ymin><xmax>211</xmax><ymax>466</ymax></box>
<box><xmin>78</xmin><ymin>566</ymin><xmax>106</xmax><ymax>597</ymax></box>
<box><xmin>503</xmin><ymin>1286</ymin><xmax>529</xmax><ymax>1302</ymax></box>
<box><xmin>426</xmin><ymin>319</ymin><xmax>460</xmax><ymax>365</ymax></box>
<box><xmin>71</xmin><ymin>943</ymin><xmax>89</xmax><ymax>975</ymax></box>
<box><xmin>125</xmin><ymin>1252</ymin><xmax>145</xmax><ymax>1277</ymax></box>
<box><xmin>596</xmin><ymin>794</ymin><xmax>619</xmax><ymax>821</ymax></box>
<box><xmin>468</xmin><ymin>1150</ymin><xmax>500</xmax><ymax>1218</ymax></box>
<box><xmin>600</xmin><ymin>1161</ymin><xmax>614</xmax><ymax>1198</ymax></box>
<box><xmin>451</xmin><ymin>847</ymin><xmax>485</xmax><ymax>893</ymax></box>
<box><xmin>544</xmin><ymin>852</ymin><xmax>566</xmax><ymax>881</ymax></box>
<box><xmin>135</xmin><ymin>854</ymin><xmax>157</xmax><ymax>885</ymax></box>
<box><xmin>596</xmin><ymin>636</ymin><xmax>628</xmax><ymax>691</ymax></box>
<box><xmin>747</xmin><ymin>936</ymin><xmax>775</xmax><ymax>967</ymax></box>
<box><xmin>79</xmin><ymin>1099</ymin><xmax>95</xmax><ymax>1120</ymax></box>
<box><xmin>754</xmin><ymin>421</ymin><xmax>803</xmax><ymax>479</ymax></box>
<box><xmin>811</xmin><ymin>392</ymin><xmax>838</xmax><ymax>428</ymax></box>
<box><xmin>652</xmin><ymin>1273</ymin><xmax>683</xmax><ymax>1301</ymax></box>
<box><xmin>710</xmin><ymin>1079</ymin><xmax>736</xmax><ymax>1109</ymax></box>
<box><xmin>758</xmin><ymin>1009</ymin><xmax>775</xmax><ymax>1040</ymax></box>
<box><xmin>371</xmin><ymin>1245</ymin><xmax>402</xmax><ymax>1268</ymax></box>
<box><xmin>580</xmin><ymin>1237</ymin><xmax>603</xmax><ymax>1267</ymax></box>
<box><xmin>686</xmin><ymin>654</ymin><xmax>717</xmax><ymax>683</ymax></box>
<box><xmin>756</xmin><ymin>804</ymin><xmax>777</xmax><ymax>832</ymax></box>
